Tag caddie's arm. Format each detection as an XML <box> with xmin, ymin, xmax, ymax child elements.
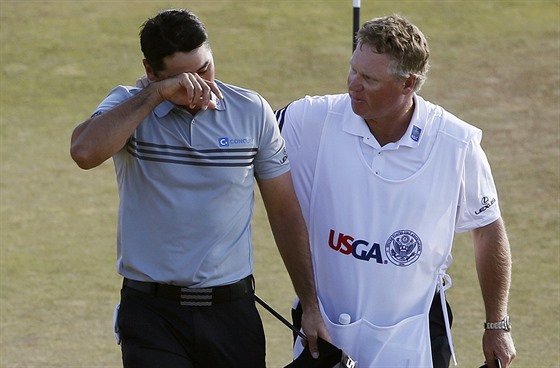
<box><xmin>257</xmin><ymin>171</ymin><xmax>330</xmax><ymax>359</ymax></box>
<box><xmin>473</xmin><ymin>218</ymin><xmax>517</xmax><ymax>368</ymax></box>
<box><xmin>70</xmin><ymin>73</ymin><xmax>221</xmax><ymax>170</ymax></box>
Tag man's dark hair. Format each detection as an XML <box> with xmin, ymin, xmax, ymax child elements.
<box><xmin>140</xmin><ymin>9</ymin><xmax>208</xmax><ymax>73</ymax></box>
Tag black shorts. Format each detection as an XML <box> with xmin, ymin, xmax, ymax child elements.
<box><xmin>117</xmin><ymin>280</ymin><xmax>266</xmax><ymax>368</ymax></box>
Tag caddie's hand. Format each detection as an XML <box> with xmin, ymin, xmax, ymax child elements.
<box><xmin>154</xmin><ymin>72</ymin><xmax>223</xmax><ymax>110</ymax></box>
<box><xmin>482</xmin><ymin>330</ymin><xmax>516</xmax><ymax>367</ymax></box>
<box><xmin>301</xmin><ymin>307</ymin><xmax>331</xmax><ymax>359</ymax></box>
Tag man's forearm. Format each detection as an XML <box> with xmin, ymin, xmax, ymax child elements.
<box><xmin>70</xmin><ymin>84</ymin><xmax>164</xmax><ymax>169</ymax></box>
<box><xmin>274</xmin><ymin>217</ymin><xmax>318</xmax><ymax>310</ymax></box>
<box><xmin>473</xmin><ymin>218</ymin><xmax>512</xmax><ymax>321</ymax></box>
<box><xmin>257</xmin><ymin>173</ymin><xmax>321</xmax><ymax>312</ymax></box>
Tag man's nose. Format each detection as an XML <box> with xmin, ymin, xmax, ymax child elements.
<box><xmin>347</xmin><ymin>75</ymin><xmax>362</xmax><ymax>91</ymax></box>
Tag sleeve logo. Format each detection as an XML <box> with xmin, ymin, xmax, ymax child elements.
<box><xmin>475</xmin><ymin>196</ymin><xmax>496</xmax><ymax>215</ymax></box>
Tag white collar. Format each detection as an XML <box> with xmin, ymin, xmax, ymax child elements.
<box><xmin>343</xmin><ymin>94</ymin><xmax>428</xmax><ymax>149</ymax></box>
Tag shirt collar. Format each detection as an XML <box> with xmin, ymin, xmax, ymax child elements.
<box><xmin>398</xmin><ymin>94</ymin><xmax>427</xmax><ymax>148</ymax></box>
<box><xmin>343</xmin><ymin>93</ymin><xmax>427</xmax><ymax>149</ymax></box>
<box><xmin>343</xmin><ymin>97</ymin><xmax>371</xmax><ymax>137</ymax></box>
<box><xmin>154</xmin><ymin>92</ymin><xmax>224</xmax><ymax>118</ymax></box>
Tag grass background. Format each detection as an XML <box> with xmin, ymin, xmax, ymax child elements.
<box><xmin>1</xmin><ymin>0</ymin><xmax>558</xmax><ymax>366</ymax></box>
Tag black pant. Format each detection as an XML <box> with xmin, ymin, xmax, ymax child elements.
<box><xmin>291</xmin><ymin>292</ymin><xmax>453</xmax><ymax>368</ymax></box>
<box><xmin>429</xmin><ymin>292</ymin><xmax>453</xmax><ymax>368</ymax></box>
<box><xmin>117</xmin><ymin>286</ymin><xmax>266</xmax><ymax>368</ymax></box>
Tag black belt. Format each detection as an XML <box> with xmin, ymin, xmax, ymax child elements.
<box><xmin>123</xmin><ymin>275</ymin><xmax>254</xmax><ymax>306</ymax></box>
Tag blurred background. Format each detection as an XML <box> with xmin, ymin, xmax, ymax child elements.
<box><xmin>1</xmin><ymin>1</ymin><xmax>558</xmax><ymax>366</ymax></box>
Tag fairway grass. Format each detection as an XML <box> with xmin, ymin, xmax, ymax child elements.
<box><xmin>1</xmin><ymin>1</ymin><xmax>558</xmax><ymax>367</ymax></box>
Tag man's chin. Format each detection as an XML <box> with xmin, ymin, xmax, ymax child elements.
<box><xmin>350</xmin><ymin>100</ymin><xmax>367</xmax><ymax>117</ymax></box>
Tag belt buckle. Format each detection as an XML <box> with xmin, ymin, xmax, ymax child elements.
<box><xmin>179</xmin><ymin>287</ymin><xmax>213</xmax><ymax>306</ymax></box>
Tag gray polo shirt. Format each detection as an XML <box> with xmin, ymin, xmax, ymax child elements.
<box><xmin>94</xmin><ymin>80</ymin><xmax>289</xmax><ymax>287</ymax></box>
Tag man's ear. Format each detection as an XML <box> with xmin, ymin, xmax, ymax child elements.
<box><xmin>402</xmin><ymin>74</ymin><xmax>417</xmax><ymax>95</ymax></box>
<box><xmin>143</xmin><ymin>59</ymin><xmax>157</xmax><ymax>81</ymax></box>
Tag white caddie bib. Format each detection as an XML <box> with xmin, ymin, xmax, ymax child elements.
<box><xmin>298</xmin><ymin>101</ymin><xmax>471</xmax><ymax>367</ymax></box>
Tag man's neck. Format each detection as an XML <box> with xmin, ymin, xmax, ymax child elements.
<box><xmin>365</xmin><ymin>98</ymin><xmax>415</xmax><ymax>147</ymax></box>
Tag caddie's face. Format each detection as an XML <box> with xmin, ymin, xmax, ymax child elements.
<box><xmin>347</xmin><ymin>44</ymin><xmax>410</xmax><ymax>123</ymax></box>
<box><xmin>146</xmin><ymin>44</ymin><xmax>215</xmax><ymax>82</ymax></box>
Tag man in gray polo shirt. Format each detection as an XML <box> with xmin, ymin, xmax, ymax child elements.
<box><xmin>70</xmin><ymin>9</ymin><xmax>327</xmax><ymax>367</ymax></box>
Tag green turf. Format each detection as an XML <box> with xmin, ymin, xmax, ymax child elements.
<box><xmin>1</xmin><ymin>0</ymin><xmax>559</xmax><ymax>366</ymax></box>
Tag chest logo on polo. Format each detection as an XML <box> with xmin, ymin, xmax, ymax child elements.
<box><xmin>327</xmin><ymin>229</ymin><xmax>422</xmax><ymax>267</ymax></box>
<box><xmin>385</xmin><ymin>230</ymin><xmax>422</xmax><ymax>267</ymax></box>
<box><xmin>218</xmin><ymin>136</ymin><xmax>255</xmax><ymax>147</ymax></box>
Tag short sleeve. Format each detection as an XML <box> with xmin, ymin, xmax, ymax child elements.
<box><xmin>92</xmin><ymin>85</ymin><xmax>140</xmax><ymax>117</ymax></box>
<box><xmin>455</xmin><ymin>132</ymin><xmax>501</xmax><ymax>232</ymax></box>
<box><xmin>278</xmin><ymin>95</ymin><xmax>329</xmax><ymax>164</ymax></box>
<box><xmin>253</xmin><ymin>95</ymin><xmax>290</xmax><ymax>180</ymax></box>
<box><xmin>275</xmin><ymin>96</ymin><xmax>331</xmax><ymax>220</ymax></box>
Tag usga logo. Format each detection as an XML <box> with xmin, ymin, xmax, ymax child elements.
<box><xmin>327</xmin><ymin>229</ymin><xmax>422</xmax><ymax>267</ymax></box>
<box><xmin>328</xmin><ymin>229</ymin><xmax>385</xmax><ymax>264</ymax></box>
